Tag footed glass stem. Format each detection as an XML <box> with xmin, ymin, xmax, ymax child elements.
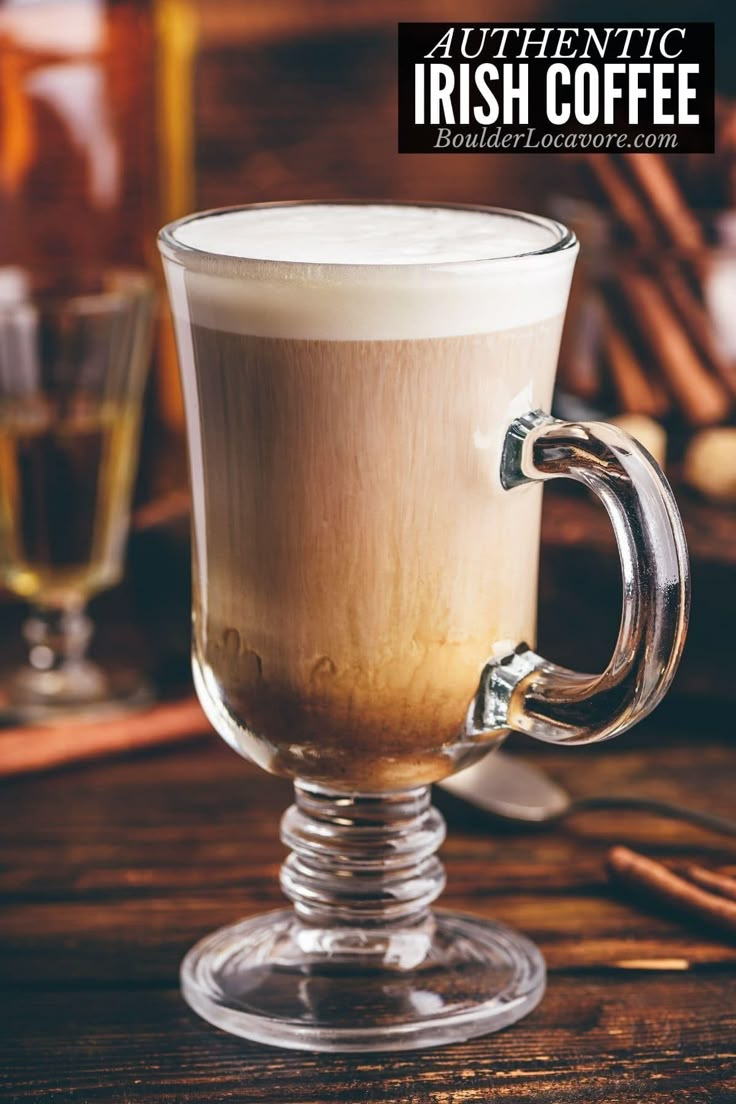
<box><xmin>181</xmin><ymin>781</ymin><xmax>545</xmax><ymax>1052</ymax></box>
<box><xmin>6</xmin><ymin>605</ymin><xmax>151</xmax><ymax>721</ymax></box>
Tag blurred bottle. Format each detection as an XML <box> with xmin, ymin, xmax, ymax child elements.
<box><xmin>0</xmin><ymin>0</ymin><xmax>196</xmax><ymax>436</ymax></box>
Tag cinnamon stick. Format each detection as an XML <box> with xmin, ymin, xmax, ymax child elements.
<box><xmin>682</xmin><ymin>863</ymin><xmax>736</xmax><ymax>903</ymax></box>
<box><xmin>658</xmin><ymin>261</ymin><xmax>736</xmax><ymax>395</ymax></box>
<box><xmin>582</xmin><ymin>154</ymin><xmax>658</xmax><ymax>247</ymax></box>
<box><xmin>133</xmin><ymin>489</ymin><xmax>190</xmax><ymax>533</ymax></box>
<box><xmin>557</xmin><ymin>289</ymin><xmax>603</xmax><ymax>400</ymax></box>
<box><xmin>621</xmin><ymin>153</ymin><xmax>705</xmax><ymax>254</ymax></box>
<box><xmin>602</xmin><ymin>313</ymin><xmax>669</xmax><ymax>417</ymax></box>
<box><xmin>718</xmin><ymin>100</ymin><xmax>736</xmax><ymax>206</ymax></box>
<box><xmin>0</xmin><ymin>696</ymin><xmax>210</xmax><ymax>779</ymax></box>
<box><xmin>621</xmin><ymin>271</ymin><xmax>732</xmax><ymax>426</ymax></box>
<box><xmin>608</xmin><ymin>846</ymin><xmax>736</xmax><ymax>939</ymax></box>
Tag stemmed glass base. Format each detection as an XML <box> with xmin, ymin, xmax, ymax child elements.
<box><xmin>5</xmin><ymin>607</ymin><xmax>152</xmax><ymax>722</ymax></box>
<box><xmin>6</xmin><ymin>661</ymin><xmax>153</xmax><ymax>721</ymax></box>
<box><xmin>181</xmin><ymin>781</ymin><xmax>545</xmax><ymax>1052</ymax></box>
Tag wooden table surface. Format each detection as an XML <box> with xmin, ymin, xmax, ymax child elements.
<box><xmin>1</xmin><ymin>707</ymin><xmax>735</xmax><ymax>1103</ymax></box>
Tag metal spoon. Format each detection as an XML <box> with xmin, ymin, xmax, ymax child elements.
<box><xmin>439</xmin><ymin>751</ymin><xmax>736</xmax><ymax>836</ymax></box>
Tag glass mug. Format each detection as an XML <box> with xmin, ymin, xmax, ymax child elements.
<box><xmin>159</xmin><ymin>202</ymin><xmax>689</xmax><ymax>1052</ymax></box>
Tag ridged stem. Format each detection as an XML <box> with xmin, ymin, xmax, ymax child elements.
<box><xmin>280</xmin><ymin>782</ymin><xmax>446</xmax><ymax>929</ymax></box>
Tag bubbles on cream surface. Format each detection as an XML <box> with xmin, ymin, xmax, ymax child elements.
<box><xmin>162</xmin><ymin>204</ymin><xmax>578</xmax><ymax>340</ymax></box>
<box><xmin>173</xmin><ymin>204</ymin><xmax>559</xmax><ymax>265</ymax></box>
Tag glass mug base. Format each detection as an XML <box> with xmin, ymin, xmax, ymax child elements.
<box><xmin>181</xmin><ymin>908</ymin><xmax>545</xmax><ymax>1053</ymax></box>
<box><xmin>6</xmin><ymin>608</ymin><xmax>154</xmax><ymax>722</ymax></box>
<box><xmin>180</xmin><ymin>781</ymin><xmax>545</xmax><ymax>1052</ymax></box>
<box><xmin>5</xmin><ymin>661</ymin><xmax>153</xmax><ymax>723</ymax></box>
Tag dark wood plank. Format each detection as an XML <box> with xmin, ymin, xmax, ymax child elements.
<box><xmin>2</xmin><ymin>733</ymin><xmax>736</xmax><ymax>988</ymax></box>
<box><xmin>2</xmin><ymin>717</ymin><xmax>736</xmax><ymax>1099</ymax></box>
<box><xmin>1</xmin><ymin>978</ymin><xmax>735</xmax><ymax>1103</ymax></box>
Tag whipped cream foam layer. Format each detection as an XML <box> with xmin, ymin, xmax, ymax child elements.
<box><xmin>173</xmin><ymin>204</ymin><xmax>562</xmax><ymax>265</ymax></box>
<box><xmin>163</xmin><ymin>203</ymin><xmax>577</xmax><ymax>339</ymax></box>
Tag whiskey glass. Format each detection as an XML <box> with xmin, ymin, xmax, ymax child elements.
<box><xmin>160</xmin><ymin>202</ymin><xmax>689</xmax><ymax>1052</ymax></box>
<box><xmin>0</xmin><ymin>268</ymin><xmax>154</xmax><ymax>718</ymax></box>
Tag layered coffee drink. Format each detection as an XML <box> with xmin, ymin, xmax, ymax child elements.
<box><xmin>165</xmin><ymin>204</ymin><xmax>575</xmax><ymax>789</ymax></box>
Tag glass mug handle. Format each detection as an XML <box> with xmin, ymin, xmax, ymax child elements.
<box><xmin>474</xmin><ymin>411</ymin><xmax>690</xmax><ymax>745</ymax></box>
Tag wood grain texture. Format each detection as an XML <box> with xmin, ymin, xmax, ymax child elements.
<box><xmin>1</xmin><ymin>718</ymin><xmax>736</xmax><ymax>1101</ymax></box>
<box><xmin>2</xmin><ymin>979</ymin><xmax>735</xmax><ymax>1103</ymax></box>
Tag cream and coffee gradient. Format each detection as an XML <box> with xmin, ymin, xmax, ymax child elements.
<box><xmin>164</xmin><ymin>204</ymin><xmax>576</xmax><ymax>789</ymax></box>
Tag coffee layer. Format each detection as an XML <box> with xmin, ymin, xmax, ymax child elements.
<box><xmin>185</xmin><ymin>320</ymin><xmax>563</xmax><ymax>790</ymax></box>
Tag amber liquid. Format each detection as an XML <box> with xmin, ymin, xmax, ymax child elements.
<box><xmin>0</xmin><ymin>399</ymin><xmax>140</xmax><ymax>606</ymax></box>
